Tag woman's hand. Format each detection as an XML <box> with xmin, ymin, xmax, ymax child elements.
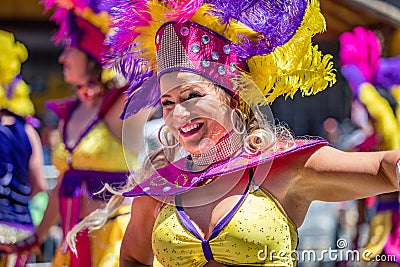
<box><xmin>0</xmin><ymin>234</ymin><xmax>41</xmax><ymax>255</ymax></box>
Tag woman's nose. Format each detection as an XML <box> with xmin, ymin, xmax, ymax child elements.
<box><xmin>58</xmin><ymin>51</ymin><xmax>66</xmax><ymax>64</ymax></box>
<box><xmin>173</xmin><ymin>103</ymin><xmax>190</xmax><ymax>120</ymax></box>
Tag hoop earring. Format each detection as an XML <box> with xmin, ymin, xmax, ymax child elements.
<box><xmin>157</xmin><ymin>124</ymin><xmax>179</xmax><ymax>148</ymax></box>
<box><xmin>231</xmin><ymin>108</ymin><xmax>246</xmax><ymax>135</ymax></box>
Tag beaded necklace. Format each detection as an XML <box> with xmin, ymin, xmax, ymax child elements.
<box><xmin>190</xmin><ymin>131</ymin><xmax>243</xmax><ymax>166</ymax></box>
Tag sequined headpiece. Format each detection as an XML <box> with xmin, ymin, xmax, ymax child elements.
<box><xmin>103</xmin><ymin>0</ymin><xmax>337</xmax><ymax>118</ymax></box>
<box><xmin>155</xmin><ymin>21</ymin><xmax>247</xmax><ymax>95</ymax></box>
<box><xmin>0</xmin><ymin>29</ymin><xmax>35</xmax><ymax>116</ymax></box>
<box><xmin>41</xmin><ymin>0</ymin><xmax>111</xmax><ymax>64</ymax></box>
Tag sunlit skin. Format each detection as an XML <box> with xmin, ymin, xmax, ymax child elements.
<box><xmin>58</xmin><ymin>46</ymin><xmax>90</xmax><ymax>86</ymax></box>
<box><xmin>160</xmin><ymin>82</ymin><xmax>234</xmax><ymax>154</ymax></box>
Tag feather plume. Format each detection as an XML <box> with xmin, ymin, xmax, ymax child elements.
<box><xmin>376</xmin><ymin>56</ymin><xmax>400</xmax><ymax>89</ymax></box>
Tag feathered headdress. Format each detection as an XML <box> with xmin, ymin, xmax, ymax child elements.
<box><xmin>41</xmin><ymin>0</ymin><xmax>111</xmax><ymax>64</ymax></box>
<box><xmin>103</xmin><ymin>0</ymin><xmax>336</xmax><ymax>118</ymax></box>
<box><xmin>340</xmin><ymin>26</ymin><xmax>400</xmax><ymax>91</ymax></box>
<box><xmin>0</xmin><ymin>29</ymin><xmax>35</xmax><ymax>117</ymax></box>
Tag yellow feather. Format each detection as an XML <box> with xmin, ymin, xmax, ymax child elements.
<box><xmin>360</xmin><ymin>83</ymin><xmax>400</xmax><ymax>149</ymax></box>
<box><xmin>0</xmin><ymin>81</ymin><xmax>35</xmax><ymax>116</ymax></box>
<box><xmin>391</xmin><ymin>86</ymin><xmax>400</xmax><ymax>125</ymax></box>
<box><xmin>190</xmin><ymin>5</ymin><xmax>258</xmax><ymax>44</ymax></box>
<box><xmin>79</xmin><ymin>8</ymin><xmax>110</xmax><ymax>34</ymax></box>
<box><xmin>245</xmin><ymin>0</ymin><xmax>336</xmax><ymax>104</ymax></box>
<box><xmin>0</xmin><ymin>30</ymin><xmax>34</xmax><ymax>116</ymax></box>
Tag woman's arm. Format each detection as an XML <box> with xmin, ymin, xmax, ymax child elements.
<box><xmin>35</xmin><ymin>179</ymin><xmax>62</xmax><ymax>242</ymax></box>
<box><xmin>298</xmin><ymin>145</ymin><xmax>400</xmax><ymax>202</ymax></box>
<box><xmin>25</xmin><ymin>124</ymin><xmax>47</xmax><ymax>197</ymax></box>
<box><xmin>120</xmin><ymin>196</ymin><xmax>160</xmax><ymax>267</ymax></box>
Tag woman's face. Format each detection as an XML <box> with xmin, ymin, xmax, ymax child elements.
<box><xmin>58</xmin><ymin>46</ymin><xmax>89</xmax><ymax>86</ymax></box>
<box><xmin>160</xmin><ymin>74</ymin><xmax>234</xmax><ymax>154</ymax></box>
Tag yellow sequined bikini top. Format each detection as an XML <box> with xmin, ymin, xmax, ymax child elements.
<box><xmin>49</xmin><ymin>90</ymin><xmax>137</xmax><ymax>175</ymax></box>
<box><xmin>152</xmin><ymin>177</ymin><xmax>298</xmax><ymax>267</ymax></box>
<box><xmin>52</xmin><ymin>120</ymin><xmax>135</xmax><ymax>175</ymax></box>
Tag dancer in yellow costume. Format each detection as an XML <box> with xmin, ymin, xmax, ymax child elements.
<box><xmin>0</xmin><ymin>1</ymin><xmax>149</xmax><ymax>266</ymax></box>
<box><xmin>340</xmin><ymin>26</ymin><xmax>400</xmax><ymax>265</ymax></box>
<box><xmin>69</xmin><ymin>0</ymin><xmax>400</xmax><ymax>266</ymax></box>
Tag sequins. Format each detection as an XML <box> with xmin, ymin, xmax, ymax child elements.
<box><xmin>162</xmin><ymin>186</ymin><xmax>171</xmax><ymax>192</ymax></box>
<box><xmin>180</xmin><ymin>26</ymin><xmax>189</xmax><ymax>36</ymax></box>
<box><xmin>201</xmin><ymin>59</ymin><xmax>210</xmax><ymax>68</ymax></box>
<box><xmin>218</xmin><ymin>66</ymin><xmax>226</xmax><ymax>75</ymax></box>
<box><xmin>174</xmin><ymin>174</ymin><xmax>188</xmax><ymax>188</ymax></box>
<box><xmin>223</xmin><ymin>45</ymin><xmax>231</xmax><ymax>54</ymax></box>
<box><xmin>201</xmin><ymin>34</ymin><xmax>210</xmax><ymax>44</ymax></box>
<box><xmin>150</xmin><ymin>176</ymin><xmax>168</xmax><ymax>186</ymax></box>
<box><xmin>156</xmin><ymin>34</ymin><xmax>160</xmax><ymax>44</ymax></box>
<box><xmin>191</xmin><ymin>44</ymin><xmax>200</xmax><ymax>53</ymax></box>
<box><xmin>143</xmin><ymin>187</ymin><xmax>150</xmax><ymax>192</ymax></box>
<box><xmin>211</xmin><ymin>51</ymin><xmax>219</xmax><ymax>61</ymax></box>
<box><xmin>229</xmin><ymin>62</ymin><xmax>237</xmax><ymax>72</ymax></box>
<box><xmin>191</xmin><ymin>177</ymin><xmax>199</xmax><ymax>183</ymax></box>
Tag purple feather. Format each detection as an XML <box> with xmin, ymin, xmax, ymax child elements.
<box><xmin>376</xmin><ymin>56</ymin><xmax>400</xmax><ymax>89</ymax></box>
<box><xmin>205</xmin><ymin>0</ymin><xmax>307</xmax><ymax>59</ymax></box>
<box><xmin>121</xmin><ymin>75</ymin><xmax>160</xmax><ymax>119</ymax></box>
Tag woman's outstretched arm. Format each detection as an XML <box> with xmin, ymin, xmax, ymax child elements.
<box><xmin>299</xmin><ymin>146</ymin><xmax>400</xmax><ymax>202</ymax></box>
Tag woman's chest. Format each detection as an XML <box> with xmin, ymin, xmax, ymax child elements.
<box><xmin>152</xmin><ymin>189</ymin><xmax>298</xmax><ymax>267</ymax></box>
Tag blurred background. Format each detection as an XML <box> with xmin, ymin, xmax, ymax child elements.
<box><xmin>1</xmin><ymin>0</ymin><xmax>400</xmax><ymax>266</ymax></box>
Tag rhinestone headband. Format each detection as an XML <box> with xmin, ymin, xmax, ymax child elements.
<box><xmin>190</xmin><ymin>131</ymin><xmax>243</xmax><ymax>166</ymax></box>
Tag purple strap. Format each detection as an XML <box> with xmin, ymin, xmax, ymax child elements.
<box><xmin>201</xmin><ymin>240</ymin><xmax>214</xmax><ymax>261</ymax></box>
<box><xmin>61</xmin><ymin>88</ymin><xmax>120</xmax><ymax>152</ymax></box>
<box><xmin>175</xmin><ymin>169</ymin><xmax>253</xmax><ymax>262</ymax></box>
<box><xmin>62</xmin><ymin>103</ymin><xmax>101</xmax><ymax>152</ymax></box>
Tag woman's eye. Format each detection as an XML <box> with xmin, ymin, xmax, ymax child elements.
<box><xmin>188</xmin><ymin>92</ymin><xmax>203</xmax><ymax>99</ymax></box>
<box><xmin>162</xmin><ymin>100</ymin><xmax>174</xmax><ymax>106</ymax></box>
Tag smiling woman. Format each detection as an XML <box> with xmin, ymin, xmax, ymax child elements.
<box><xmin>161</xmin><ymin>80</ymin><xmax>233</xmax><ymax>154</ymax></box>
<box><xmin>66</xmin><ymin>1</ymin><xmax>400</xmax><ymax>267</ymax></box>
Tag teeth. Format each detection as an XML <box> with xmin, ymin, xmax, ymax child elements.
<box><xmin>181</xmin><ymin>123</ymin><xmax>200</xmax><ymax>133</ymax></box>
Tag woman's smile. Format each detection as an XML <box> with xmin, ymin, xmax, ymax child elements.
<box><xmin>179</xmin><ymin>121</ymin><xmax>204</xmax><ymax>137</ymax></box>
